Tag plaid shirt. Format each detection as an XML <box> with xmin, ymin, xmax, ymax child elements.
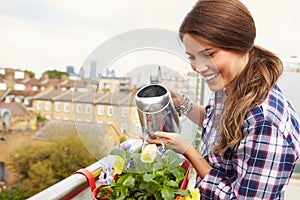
<box><xmin>196</xmin><ymin>85</ymin><xmax>300</xmax><ymax>199</ymax></box>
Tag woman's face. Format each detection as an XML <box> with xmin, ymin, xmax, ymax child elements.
<box><xmin>182</xmin><ymin>34</ymin><xmax>249</xmax><ymax>92</ymax></box>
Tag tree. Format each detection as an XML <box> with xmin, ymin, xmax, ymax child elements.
<box><xmin>5</xmin><ymin>134</ymin><xmax>103</xmax><ymax>198</ymax></box>
<box><xmin>45</xmin><ymin>70</ymin><xmax>69</xmax><ymax>80</ymax></box>
<box><xmin>0</xmin><ymin>185</ymin><xmax>25</xmax><ymax>200</ymax></box>
<box><xmin>24</xmin><ymin>70</ymin><xmax>35</xmax><ymax>78</ymax></box>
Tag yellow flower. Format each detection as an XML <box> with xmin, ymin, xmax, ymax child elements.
<box><xmin>179</xmin><ymin>188</ymin><xmax>200</xmax><ymax>200</ymax></box>
<box><xmin>112</xmin><ymin>155</ymin><xmax>124</xmax><ymax>174</ymax></box>
<box><xmin>140</xmin><ymin>144</ymin><xmax>157</xmax><ymax>163</ymax></box>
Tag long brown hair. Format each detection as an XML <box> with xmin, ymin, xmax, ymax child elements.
<box><xmin>179</xmin><ymin>0</ymin><xmax>283</xmax><ymax>155</ymax></box>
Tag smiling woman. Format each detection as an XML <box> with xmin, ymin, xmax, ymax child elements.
<box><xmin>146</xmin><ymin>0</ymin><xmax>300</xmax><ymax>199</ymax></box>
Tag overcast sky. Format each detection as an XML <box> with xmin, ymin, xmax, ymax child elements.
<box><xmin>0</xmin><ymin>0</ymin><xmax>299</xmax><ymax>78</ymax></box>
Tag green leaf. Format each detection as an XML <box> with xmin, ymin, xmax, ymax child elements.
<box><xmin>152</xmin><ymin>161</ymin><xmax>163</xmax><ymax>170</ymax></box>
<box><xmin>117</xmin><ymin>173</ymin><xmax>129</xmax><ymax>184</ymax></box>
<box><xmin>169</xmin><ymin>180</ymin><xmax>178</xmax><ymax>187</ymax></box>
<box><xmin>143</xmin><ymin>174</ymin><xmax>154</xmax><ymax>182</ymax></box>
<box><xmin>134</xmin><ymin>191</ymin><xmax>145</xmax><ymax>198</ymax></box>
<box><xmin>110</xmin><ymin>148</ymin><xmax>127</xmax><ymax>160</ymax></box>
<box><xmin>161</xmin><ymin>188</ymin><xmax>174</xmax><ymax>200</ymax></box>
<box><xmin>139</xmin><ymin>182</ymin><xmax>148</xmax><ymax>190</ymax></box>
<box><xmin>175</xmin><ymin>189</ymin><xmax>191</xmax><ymax>197</ymax></box>
<box><xmin>138</xmin><ymin>196</ymin><xmax>148</xmax><ymax>200</ymax></box>
<box><xmin>147</xmin><ymin>181</ymin><xmax>159</xmax><ymax>194</ymax></box>
<box><xmin>117</xmin><ymin>174</ymin><xmax>135</xmax><ymax>187</ymax></box>
<box><xmin>123</xmin><ymin>175</ymin><xmax>135</xmax><ymax>187</ymax></box>
<box><xmin>115</xmin><ymin>196</ymin><xmax>125</xmax><ymax>200</ymax></box>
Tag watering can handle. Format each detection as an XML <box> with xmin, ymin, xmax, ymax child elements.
<box><xmin>74</xmin><ymin>168</ymin><xmax>96</xmax><ymax>191</ymax></box>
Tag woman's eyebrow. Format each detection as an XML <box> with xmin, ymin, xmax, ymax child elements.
<box><xmin>185</xmin><ymin>48</ymin><xmax>213</xmax><ymax>56</ymax></box>
<box><xmin>198</xmin><ymin>48</ymin><xmax>213</xmax><ymax>54</ymax></box>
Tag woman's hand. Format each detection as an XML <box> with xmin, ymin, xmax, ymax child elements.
<box><xmin>167</xmin><ymin>86</ymin><xmax>184</xmax><ymax>107</ymax></box>
<box><xmin>146</xmin><ymin>131</ymin><xmax>192</xmax><ymax>154</ymax></box>
<box><xmin>159</xmin><ymin>83</ymin><xmax>184</xmax><ymax>107</ymax></box>
<box><xmin>147</xmin><ymin>131</ymin><xmax>213</xmax><ymax>179</ymax></box>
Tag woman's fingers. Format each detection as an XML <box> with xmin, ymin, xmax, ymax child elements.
<box><xmin>146</xmin><ymin>132</ymin><xmax>178</xmax><ymax>146</ymax></box>
<box><xmin>146</xmin><ymin>137</ymin><xmax>162</xmax><ymax>144</ymax></box>
<box><xmin>153</xmin><ymin>131</ymin><xmax>177</xmax><ymax>139</ymax></box>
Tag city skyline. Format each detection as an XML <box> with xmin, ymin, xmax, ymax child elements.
<box><xmin>0</xmin><ymin>0</ymin><xmax>300</xmax><ymax>78</ymax></box>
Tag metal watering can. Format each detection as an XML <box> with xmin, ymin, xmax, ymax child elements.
<box><xmin>135</xmin><ymin>84</ymin><xmax>180</xmax><ymax>137</ymax></box>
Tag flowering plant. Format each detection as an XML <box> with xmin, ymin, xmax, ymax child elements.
<box><xmin>96</xmin><ymin>141</ymin><xmax>198</xmax><ymax>200</ymax></box>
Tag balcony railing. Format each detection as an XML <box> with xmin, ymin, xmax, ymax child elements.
<box><xmin>27</xmin><ymin>161</ymin><xmax>102</xmax><ymax>200</ymax></box>
<box><xmin>27</xmin><ymin>159</ymin><xmax>300</xmax><ymax>200</ymax></box>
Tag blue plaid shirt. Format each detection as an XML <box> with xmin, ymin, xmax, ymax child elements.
<box><xmin>196</xmin><ymin>85</ymin><xmax>300</xmax><ymax>199</ymax></box>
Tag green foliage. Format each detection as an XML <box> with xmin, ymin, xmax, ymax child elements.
<box><xmin>6</xmin><ymin>135</ymin><xmax>99</xmax><ymax>198</ymax></box>
<box><xmin>36</xmin><ymin>113</ymin><xmax>46</xmax><ymax>124</ymax></box>
<box><xmin>97</xmin><ymin>145</ymin><xmax>190</xmax><ymax>200</ymax></box>
<box><xmin>45</xmin><ymin>70</ymin><xmax>68</xmax><ymax>80</ymax></box>
<box><xmin>119</xmin><ymin>136</ymin><xmax>126</xmax><ymax>144</ymax></box>
<box><xmin>24</xmin><ymin>70</ymin><xmax>35</xmax><ymax>78</ymax></box>
<box><xmin>0</xmin><ymin>185</ymin><xmax>26</xmax><ymax>200</ymax></box>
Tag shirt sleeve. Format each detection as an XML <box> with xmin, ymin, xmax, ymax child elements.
<box><xmin>198</xmin><ymin>120</ymin><xmax>297</xmax><ymax>199</ymax></box>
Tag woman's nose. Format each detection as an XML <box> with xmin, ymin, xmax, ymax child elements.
<box><xmin>194</xmin><ymin>64</ymin><xmax>208</xmax><ymax>73</ymax></box>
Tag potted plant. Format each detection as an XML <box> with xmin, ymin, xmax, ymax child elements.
<box><xmin>93</xmin><ymin>141</ymin><xmax>199</xmax><ymax>200</ymax></box>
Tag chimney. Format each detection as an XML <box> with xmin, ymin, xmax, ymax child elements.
<box><xmin>5</xmin><ymin>68</ymin><xmax>15</xmax><ymax>89</ymax></box>
<box><xmin>41</xmin><ymin>72</ymin><xmax>49</xmax><ymax>81</ymax></box>
<box><xmin>24</xmin><ymin>71</ymin><xmax>30</xmax><ymax>80</ymax></box>
<box><xmin>61</xmin><ymin>74</ymin><xmax>69</xmax><ymax>82</ymax></box>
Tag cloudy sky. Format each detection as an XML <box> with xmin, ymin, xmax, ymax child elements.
<box><xmin>0</xmin><ymin>0</ymin><xmax>299</xmax><ymax>78</ymax></box>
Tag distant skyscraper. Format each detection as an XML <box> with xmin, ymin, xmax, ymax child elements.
<box><xmin>104</xmin><ymin>68</ymin><xmax>116</xmax><ymax>77</ymax></box>
<box><xmin>79</xmin><ymin>67</ymin><xmax>84</xmax><ymax>79</ymax></box>
<box><xmin>150</xmin><ymin>65</ymin><xmax>161</xmax><ymax>83</ymax></box>
<box><xmin>90</xmin><ymin>61</ymin><xmax>97</xmax><ymax>79</ymax></box>
<box><xmin>157</xmin><ymin>66</ymin><xmax>162</xmax><ymax>82</ymax></box>
<box><xmin>66</xmin><ymin>66</ymin><xmax>75</xmax><ymax>74</ymax></box>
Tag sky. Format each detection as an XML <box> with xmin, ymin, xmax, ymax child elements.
<box><xmin>0</xmin><ymin>0</ymin><xmax>300</xmax><ymax>78</ymax></box>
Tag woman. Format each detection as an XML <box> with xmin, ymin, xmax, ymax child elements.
<box><xmin>147</xmin><ymin>0</ymin><xmax>300</xmax><ymax>199</ymax></box>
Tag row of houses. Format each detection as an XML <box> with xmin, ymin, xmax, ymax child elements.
<box><xmin>32</xmin><ymin>89</ymin><xmax>141</xmax><ymax>133</ymax></box>
<box><xmin>0</xmin><ymin>68</ymin><xmax>87</xmax><ymax>132</ymax></box>
<box><xmin>0</xmin><ymin>67</ymin><xmax>134</xmax><ymax>132</ymax></box>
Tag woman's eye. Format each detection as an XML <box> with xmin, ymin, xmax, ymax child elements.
<box><xmin>203</xmin><ymin>52</ymin><xmax>215</xmax><ymax>58</ymax></box>
<box><xmin>187</xmin><ymin>56</ymin><xmax>195</xmax><ymax>61</ymax></box>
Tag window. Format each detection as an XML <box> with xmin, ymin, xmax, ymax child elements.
<box><xmin>55</xmin><ymin>103</ymin><xmax>61</xmax><ymax>112</ymax></box>
<box><xmin>107</xmin><ymin>106</ymin><xmax>113</xmax><ymax>116</ymax></box>
<box><xmin>64</xmin><ymin>103</ymin><xmax>69</xmax><ymax>113</ymax></box>
<box><xmin>121</xmin><ymin>123</ymin><xmax>128</xmax><ymax>133</ymax></box>
<box><xmin>135</xmin><ymin>124</ymin><xmax>142</xmax><ymax>134</ymax></box>
<box><xmin>86</xmin><ymin>104</ymin><xmax>92</xmax><ymax>114</ymax></box>
<box><xmin>36</xmin><ymin>101</ymin><xmax>42</xmax><ymax>110</ymax></box>
<box><xmin>76</xmin><ymin>104</ymin><xmax>82</xmax><ymax>113</ymax></box>
<box><xmin>45</xmin><ymin>102</ymin><xmax>51</xmax><ymax>111</ymax></box>
<box><xmin>98</xmin><ymin>106</ymin><xmax>104</xmax><ymax>115</ymax></box>
<box><xmin>32</xmin><ymin>85</ymin><xmax>38</xmax><ymax>91</ymax></box>
<box><xmin>24</xmin><ymin>97</ymin><xmax>31</xmax><ymax>106</ymax></box>
<box><xmin>122</xmin><ymin>107</ymin><xmax>128</xmax><ymax>118</ymax></box>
